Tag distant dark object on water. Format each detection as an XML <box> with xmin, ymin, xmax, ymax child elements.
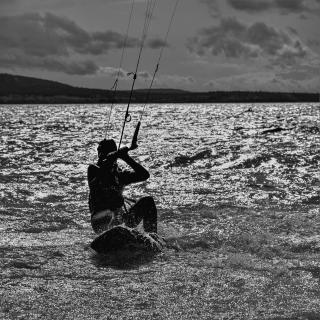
<box><xmin>261</xmin><ymin>124</ymin><xmax>320</xmax><ymax>135</ymax></box>
<box><xmin>234</xmin><ymin>126</ymin><xmax>245</xmax><ymax>131</ymax></box>
<box><xmin>172</xmin><ymin>149</ymin><xmax>212</xmax><ymax>166</ymax></box>
<box><xmin>261</xmin><ymin>127</ymin><xmax>291</xmax><ymax>135</ymax></box>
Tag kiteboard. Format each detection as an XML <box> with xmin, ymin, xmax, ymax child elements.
<box><xmin>90</xmin><ymin>225</ymin><xmax>165</xmax><ymax>254</ymax></box>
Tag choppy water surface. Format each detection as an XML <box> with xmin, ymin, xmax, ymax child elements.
<box><xmin>0</xmin><ymin>103</ymin><xmax>320</xmax><ymax>320</ymax></box>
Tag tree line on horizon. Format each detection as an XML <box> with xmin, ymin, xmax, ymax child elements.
<box><xmin>0</xmin><ymin>73</ymin><xmax>318</xmax><ymax>104</ymax></box>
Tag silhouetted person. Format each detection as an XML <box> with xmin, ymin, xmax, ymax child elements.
<box><xmin>87</xmin><ymin>139</ymin><xmax>157</xmax><ymax>234</ymax></box>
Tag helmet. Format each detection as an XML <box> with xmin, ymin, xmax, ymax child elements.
<box><xmin>97</xmin><ymin>139</ymin><xmax>117</xmax><ymax>155</ymax></box>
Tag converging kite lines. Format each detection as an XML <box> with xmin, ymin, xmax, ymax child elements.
<box><xmin>104</xmin><ymin>0</ymin><xmax>181</xmax><ymax>149</ymax></box>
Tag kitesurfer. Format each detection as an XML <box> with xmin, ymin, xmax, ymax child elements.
<box><xmin>87</xmin><ymin>139</ymin><xmax>157</xmax><ymax>235</ymax></box>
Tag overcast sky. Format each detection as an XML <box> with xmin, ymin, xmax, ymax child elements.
<box><xmin>1</xmin><ymin>0</ymin><xmax>320</xmax><ymax>92</ymax></box>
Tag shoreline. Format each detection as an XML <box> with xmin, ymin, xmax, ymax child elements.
<box><xmin>1</xmin><ymin>93</ymin><xmax>318</xmax><ymax>105</ymax></box>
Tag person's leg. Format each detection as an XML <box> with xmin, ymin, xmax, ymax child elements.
<box><xmin>91</xmin><ymin>210</ymin><xmax>114</xmax><ymax>234</ymax></box>
<box><xmin>124</xmin><ymin>196</ymin><xmax>157</xmax><ymax>233</ymax></box>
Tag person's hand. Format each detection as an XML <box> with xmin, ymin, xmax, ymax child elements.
<box><xmin>117</xmin><ymin>147</ymin><xmax>129</xmax><ymax>159</ymax></box>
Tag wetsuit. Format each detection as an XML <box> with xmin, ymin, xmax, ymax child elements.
<box><xmin>87</xmin><ymin>153</ymin><xmax>157</xmax><ymax>234</ymax></box>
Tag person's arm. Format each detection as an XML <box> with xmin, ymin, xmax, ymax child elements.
<box><xmin>87</xmin><ymin>164</ymin><xmax>100</xmax><ymax>190</ymax></box>
<box><xmin>99</xmin><ymin>150</ymin><xmax>119</xmax><ymax>169</ymax></box>
<box><xmin>118</xmin><ymin>147</ymin><xmax>150</xmax><ymax>184</ymax></box>
<box><xmin>98</xmin><ymin>147</ymin><xmax>134</xmax><ymax>169</ymax></box>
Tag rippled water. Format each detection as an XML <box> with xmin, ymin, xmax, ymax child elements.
<box><xmin>1</xmin><ymin>103</ymin><xmax>320</xmax><ymax>320</ymax></box>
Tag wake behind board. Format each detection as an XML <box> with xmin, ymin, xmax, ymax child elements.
<box><xmin>90</xmin><ymin>225</ymin><xmax>165</xmax><ymax>254</ymax></box>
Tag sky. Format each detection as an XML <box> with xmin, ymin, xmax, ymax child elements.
<box><xmin>0</xmin><ymin>0</ymin><xmax>320</xmax><ymax>92</ymax></box>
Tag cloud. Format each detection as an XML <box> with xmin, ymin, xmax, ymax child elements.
<box><xmin>100</xmin><ymin>65</ymin><xmax>195</xmax><ymax>88</ymax></box>
<box><xmin>100</xmin><ymin>66</ymin><xmax>153</xmax><ymax>82</ymax></box>
<box><xmin>226</xmin><ymin>0</ymin><xmax>320</xmax><ymax>15</ymax></box>
<box><xmin>147</xmin><ymin>38</ymin><xmax>168</xmax><ymax>49</ymax></box>
<box><xmin>187</xmin><ymin>17</ymin><xmax>309</xmax><ymax>67</ymax></box>
<box><xmin>277</xmin><ymin>69</ymin><xmax>315</xmax><ymax>81</ymax></box>
<box><xmin>100</xmin><ymin>67</ymin><xmax>128</xmax><ymax>78</ymax></box>
<box><xmin>0</xmin><ymin>12</ymin><xmax>160</xmax><ymax>75</ymax></box>
<box><xmin>308</xmin><ymin>39</ymin><xmax>320</xmax><ymax>48</ymax></box>
<box><xmin>199</xmin><ymin>0</ymin><xmax>320</xmax><ymax>16</ymax></box>
<box><xmin>205</xmin><ymin>74</ymin><xmax>267</xmax><ymax>91</ymax></box>
<box><xmin>187</xmin><ymin>18</ymin><xmax>261</xmax><ymax>58</ymax></box>
<box><xmin>0</xmin><ymin>13</ymin><xmax>139</xmax><ymax>56</ymax></box>
<box><xmin>276</xmin><ymin>57</ymin><xmax>320</xmax><ymax>81</ymax></box>
<box><xmin>0</xmin><ymin>53</ymin><xmax>99</xmax><ymax>75</ymax></box>
<box><xmin>137</xmin><ymin>71</ymin><xmax>152</xmax><ymax>80</ymax></box>
<box><xmin>204</xmin><ymin>71</ymin><xmax>318</xmax><ymax>92</ymax></box>
<box><xmin>158</xmin><ymin>74</ymin><xmax>195</xmax><ymax>86</ymax></box>
<box><xmin>227</xmin><ymin>0</ymin><xmax>272</xmax><ymax>12</ymax></box>
<box><xmin>101</xmin><ymin>67</ymin><xmax>196</xmax><ymax>87</ymax></box>
<box><xmin>197</xmin><ymin>17</ymin><xmax>320</xmax><ymax>92</ymax></box>
<box><xmin>270</xmin><ymin>41</ymin><xmax>307</xmax><ymax>67</ymax></box>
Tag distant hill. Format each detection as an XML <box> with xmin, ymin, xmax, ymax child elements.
<box><xmin>0</xmin><ymin>73</ymin><xmax>110</xmax><ymax>98</ymax></box>
<box><xmin>0</xmin><ymin>73</ymin><xmax>318</xmax><ymax>104</ymax></box>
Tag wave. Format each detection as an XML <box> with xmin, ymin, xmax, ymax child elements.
<box><xmin>214</xmin><ymin>150</ymin><xmax>316</xmax><ymax>170</ymax></box>
<box><xmin>260</xmin><ymin>127</ymin><xmax>291</xmax><ymax>135</ymax></box>
<box><xmin>299</xmin><ymin>124</ymin><xmax>320</xmax><ymax>134</ymax></box>
<box><xmin>214</xmin><ymin>153</ymin><xmax>271</xmax><ymax>170</ymax></box>
<box><xmin>170</xmin><ymin>149</ymin><xmax>212</xmax><ymax>167</ymax></box>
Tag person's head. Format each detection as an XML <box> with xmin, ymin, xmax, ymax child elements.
<box><xmin>97</xmin><ymin>139</ymin><xmax>117</xmax><ymax>160</ymax></box>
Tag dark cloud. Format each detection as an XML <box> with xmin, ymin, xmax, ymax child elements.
<box><xmin>287</xmin><ymin>27</ymin><xmax>298</xmax><ymax>35</ymax></box>
<box><xmin>274</xmin><ymin>0</ymin><xmax>308</xmax><ymax>13</ymax></box>
<box><xmin>0</xmin><ymin>13</ymin><xmax>139</xmax><ymax>56</ymax></box>
<box><xmin>187</xmin><ymin>18</ymin><xmax>261</xmax><ymax>58</ymax></box>
<box><xmin>226</xmin><ymin>0</ymin><xmax>319</xmax><ymax>15</ymax></box>
<box><xmin>246</xmin><ymin>22</ymin><xmax>292</xmax><ymax>55</ymax></box>
<box><xmin>147</xmin><ymin>38</ymin><xmax>168</xmax><ymax>49</ymax></box>
<box><xmin>227</xmin><ymin>0</ymin><xmax>272</xmax><ymax>12</ymax></box>
<box><xmin>0</xmin><ymin>53</ymin><xmax>99</xmax><ymax>75</ymax></box>
<box><xmin>187</xmin><ymin>17</ymin><xmax>308</xmax><ymax>67</ymax></box>
<box><xmin>0</xmin><ymin>12</ymin><xmax>165</xmax><ymax>75</ymax></box>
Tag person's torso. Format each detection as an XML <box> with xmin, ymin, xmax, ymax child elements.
<box><xmin>89</xmin><ymin>164</ymin><xmax>125</xmax><ymax>214</ymax></box>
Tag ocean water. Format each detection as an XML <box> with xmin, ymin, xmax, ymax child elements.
<box><xmin>0</xmin><ymin>103</ymin><xmax>320</xmax><ymax>320</ymax></box>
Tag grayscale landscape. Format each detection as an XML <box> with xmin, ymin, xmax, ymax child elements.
<box><xmin>1</xmin><ymin>0</ymin><xmax>320</xmax><ymax>319</ymax></box>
